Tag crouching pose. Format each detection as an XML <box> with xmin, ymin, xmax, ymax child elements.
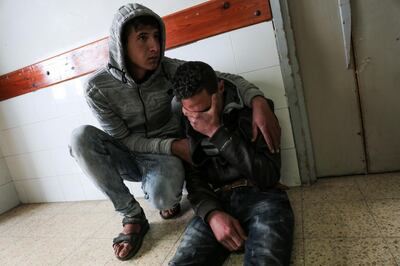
<box><xmin>169</xmin><ymin>61</ymin><xmax>294</xmax><ymax>266</ymax></box>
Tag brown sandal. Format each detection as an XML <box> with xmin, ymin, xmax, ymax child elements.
<box><xmin>159</xmin><ymin>203</ymin><xmax>181</xmax><ymax>219</ymax></box>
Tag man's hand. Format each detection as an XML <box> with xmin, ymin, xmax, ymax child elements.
<box><xmin>183</xmin><ymin>94</ymin><xmax>222</xmax><ymax>138</ymax></box>
<box><xmin>171</xmin><ymin>138</ymin><xmax>191</xmax><ymax>164</ymax></box>
<box><xmin>207</xmin><ymin>210</ymin><xmax>247</xmax><ymax>251</ymax></box>
<box><xmin>251</xmin><ymin>96</ymin><xmax>281</xmax><ymax>153</ymax></box>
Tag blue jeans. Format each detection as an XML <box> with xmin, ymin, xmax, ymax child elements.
<box><xmin>169</xmin><ymin>187</ymin><xmax>294</xmax><ymax>266</ymax></box>
<box><xmin>69</xmin><ymin>125</ymin><xmax>184</xmax><ymax>222</ymax></box>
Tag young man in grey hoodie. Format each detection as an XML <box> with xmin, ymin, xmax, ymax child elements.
<box><xmin>70</xmin><ymin>3</ymin><xmax>281</xmax><ymax>261</ymax></box>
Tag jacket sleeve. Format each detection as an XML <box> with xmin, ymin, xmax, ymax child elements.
<box><xmin>208</xmin><ymin>111</ymin><xmax>281</xmax><ymax>189</ymax></box>
<box><xmin>215</xmin><ymin>72</ymin><xmax>264</xmax><ymax>107</ymax></box>
<box><xmin>85</xmin><ymin>83</ymin><xmax>175</xmax><ymax>154</ymax></box>
<box><xmin>184</xmin><ymin>163</ymin><xmax>224</xmax><ymax>222</ymax></box>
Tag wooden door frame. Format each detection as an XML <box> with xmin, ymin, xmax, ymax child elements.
<box><xmin>269</xmin><ymin>0</ymin><xmax>316</xmax><ymax>184</ymax></box>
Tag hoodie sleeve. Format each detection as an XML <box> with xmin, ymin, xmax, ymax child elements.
<box><xmin>85</xmin><ymin>83</ymin><xmax>175</xmax><ymax>155</ymax></box>
<box><xmin>215</xmin><ymin>72</ymin><xmax>264</xmax><ymax>107</ymax></box>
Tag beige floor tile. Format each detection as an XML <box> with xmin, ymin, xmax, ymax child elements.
<box><xmin>0</xmin><ymin>236</ymin><xmax>85</xmax><ymax>266</ymax></box>
<box><xmin>93</xmin><ymin>200</ymin><xmax>115</xmax><ymax>213</ymax></box>
<box><xmin>386</xmin><ymin>238</ymin><xmax>400</xmax><ymax>265</ymax></box>
<box><xmin>0</xmin><ymin>203</ymin><xmax>81</xmax><ymax>237</ymax></box>
<box><xmin>1</xmin><ymin>213</ymin><xmax>54</xmax><ymax>237</ymax></box>
<box><xmin>356</xmin><ymin>172</ymin><xmax>400</xmax><ymax>199</ymax></box>
<box><xmin>91</xmin><ymin>213</ymin><xmax>123</xmax><ymax>239</ymax></box>
<box><xmin>33</xmin><ymin>212</ymin><xmax>113</xmax><ymax>238</ymax></box>
<box><xmin>25</xmin><ymin>202</ymin><xmax>74</xmax><ymax>215</ymax></box>
<box><xmin>292</xmin><ymin>201</ymin><xmax>303</xmax><ymax>239</ymax></box>
<box><xmin>303</xmin><ymin>200</ymin><xmax>380</xmax><ymax>238</ymax></box>
<box><xmin>0</xmin><ymin>236</ymin><xmax>40</xmax><ymax>265</ymax></box>
<box><xmin>59</xmin><ymin>238</ymin><xmax>113</xmax><ymax>265</ymax></box>
<box><xmin>62</xmin><ymin>200</ymin><xmax>104</xmax><ymax>214</ymax></box>
<box><xmin>162</xmin><ymin>235</ymin><xmax>184</xmax><ymax>266</ymax></box>
<box><xmin>0</xmin><ymin>204</ymin><xmax>42</xmax><ymax>235</ymax></box>
<box><xmin>223</xmin><ymin>253</ymin><xmax>244</xmax><ymax>265</ymax></box>
<box><xmin>368</xmin><ymin>199</ymin><xmax>400</xmax><ymax>237</ymax></box>
<box><xmin>0</xmin><ymin>212</ymin><xmax>24</xmax><ymax>235</ymax></box>
<box><xmin>287</xmin><ymin>187</ymin><xmax>303</xmax><ymax>203</ymax></box>
<box><xmin>304</xmin><ymin>238</ymin><xmax>397</xmax><ymax>266</ymax></box>
<box><xmin>303</xmin><ymin>177</ymin><xmax>363</xmax><ymax>203</ymax></box>
<box><xmin>146</xmin><ymin>220</ymin><xmax>186</xmax><ymax>241</ymax></box>
<box><xmin>290</xmin><ymin>238</ymin><xmax>305</xmax><ymax>266</ymax></box>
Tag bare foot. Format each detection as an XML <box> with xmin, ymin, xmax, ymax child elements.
<box><xmin>159</xmin><ymin>204</ymin><xmax>181</xmax><ymax>219</ymax></box>
<box><xmin>113</xmin><ymin>223</ymin><xmax>141</xmax><ymax>259</ymax></box>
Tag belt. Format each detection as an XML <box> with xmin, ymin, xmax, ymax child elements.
<box><xmin>216</xmin><ymin>178</ymin><xmax>254</xmax><ymax>193</ymax></box>
<box><xmin>215</xmin><ymin>179</ymin><xmax>289</xmax><ymax>193</ymax></box>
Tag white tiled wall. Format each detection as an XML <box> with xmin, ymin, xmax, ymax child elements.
<box><xmin>0</xmin><ymin>20</ymin><xmax>300</xmax><ymax>203</ymax></box>
<box><xmin>0</xmin><ymin>155</ymin><xmax>20</xmax><ymax>214</ymax></box>
<box><xmin>0</xmin><ymin>0</ymin><xmax>208</xmax><ymax>75</ymax></box>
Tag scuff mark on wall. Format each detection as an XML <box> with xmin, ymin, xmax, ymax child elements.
<box><xmin>357</xmin><ymin>57</ymin><xmax>371</xmax><ymax>73</ymax></box>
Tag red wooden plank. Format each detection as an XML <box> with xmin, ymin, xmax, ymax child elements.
<box><xmin>0</xmin><ymin>0</ymin><xmax>271</xmax><ymax>101</ymax></box>
<box><xmin>164</xmin><ymin>0</ymin><xmax>271</xmax><ymax>49</ymax></box>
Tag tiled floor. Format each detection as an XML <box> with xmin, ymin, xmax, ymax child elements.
<box><xmin>0</xmin><ymin>172</ymin><xmax>399</xmax><ymax>265</ymax></box>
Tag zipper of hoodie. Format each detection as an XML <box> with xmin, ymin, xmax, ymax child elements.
<box><xmin>137</xmin><ymin>85</ymin><xmax>149</xmax><ymax>138</ymax></box>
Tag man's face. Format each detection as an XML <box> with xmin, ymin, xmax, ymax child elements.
<box><xmin>181</xmin><ymin>89</ymin><xmax>213</xmax><ymax>114</ymax></box>
<box><xmin>126</xmin><ymin>25</ymin><xmax>160</xmax><ymax>79</ymax></box>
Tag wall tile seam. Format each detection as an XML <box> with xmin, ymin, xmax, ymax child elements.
<box><xmin>0</xmin><ymin>180</ymin><xmax>15</xmax><ymax>188</ymax></box>
<box><xmin>15</xmin><ymin>177</ymin><xmax>69</xmax><ymax>203</ymax></box>
<box><xmin>2</xmin><ymin>146</ymin><xmax>73</xmax><ymax>158</ymax></box>
<box><xmin>237</xmin><ymin>64</ymin><xmax>282</xmax><ymax>76</ymax></box>
<box><xmin>227</xmin><ymin>32</ymin><xmax>240</xmax><ymax>75</ymax></box>
<box><xmin>10</xmin><ymin>171</ymin><xmax>84</xmax><ymax>182</ymax></box>
<box><xmin>0</xmin><ymin>110</ymin><xmax>88</xmax><ymax>131</ymax></box>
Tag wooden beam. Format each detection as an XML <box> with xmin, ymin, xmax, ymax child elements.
<box><xmin>0</xmin><ymin>0</ymin><xmax>271</xmax><ymax>101</ymax></box>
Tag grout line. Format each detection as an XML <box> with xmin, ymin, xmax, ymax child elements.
<box><xmin>0</xmin><ymin>109</ymin><xmax>88</xmax><ymax>132</ymax></box>
<box><xmin>363</xmin><ymin>195</ymin><xmax>399</xmax><ymax>263</ymax></box>
<box><xmin>300</xmin><ymin>187</ymin><xmax>305</xmax><ymax>266</ymax></box>
<box><xmin>237</xmin><ymin>64</ymin><xmax>281</xmax><ymax>75</ymax></box>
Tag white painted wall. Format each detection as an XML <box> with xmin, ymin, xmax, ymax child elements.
<box><xmin>0</xmin><ymin>0</ymin><xmax>300</xmax><ymax>203</ymax></box>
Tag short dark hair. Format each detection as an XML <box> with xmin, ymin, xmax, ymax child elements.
<box><xmin>122</xmin><ymin>16</ymin><xmax>160</xmax><ymax>48</ymax></box>
<box><xmin>173</xmin><ymin>61</ymin><xmax>218</xmax><ymax>101</ymax></box>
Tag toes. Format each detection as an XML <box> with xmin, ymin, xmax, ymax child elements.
<box><xmin>119</xmin><ymin>243</ymin><xmax>132</xmax><ymax>258</ymax></box>
<box><xmin>113</xmin><ymin>243</ymin><xmax>122</xmax><ymax>256</ymax></box>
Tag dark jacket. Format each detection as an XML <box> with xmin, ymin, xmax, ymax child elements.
<box><xmin>185</xmin><ymin>80</ymin><xmax>281</xmax><ymax>221</ymax></box>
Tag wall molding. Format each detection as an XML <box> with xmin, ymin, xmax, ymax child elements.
<box><xmin>0</xmin><ymin>0</ymin><xmax>271</xmax><ymax>101</ymax></box>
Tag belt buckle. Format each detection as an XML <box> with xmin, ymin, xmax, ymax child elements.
<box><xmin>230</xmin><ymin>179</ymin><xmax>248</xmax><ymax>189</ymax></box>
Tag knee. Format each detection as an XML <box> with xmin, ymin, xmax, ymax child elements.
<box><xmin>145</xmin><ymin>181</ymin><xmax>182</xmax><ymax>210</ymax></box>
<box><xmin>70</xmin><ymin>125</ymin><xmax>99</xmax><ymax>157</ymax></box>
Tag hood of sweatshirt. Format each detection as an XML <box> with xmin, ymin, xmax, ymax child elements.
<box><xmin>108</xmin><ymin>3</ymin><xmax>166</xmax><ymax>83</ymax></box>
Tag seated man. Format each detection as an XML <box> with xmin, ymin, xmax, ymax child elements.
<box><xmin>169</xmin><ymin>61</ymin><xmax>294</xmax><ymax>266</ymax></box>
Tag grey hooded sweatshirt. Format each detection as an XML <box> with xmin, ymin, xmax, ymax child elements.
<box><xmin>84</xmin><ymin>3</ymin><xmax>264</xmax><ymax>155</ymax></box>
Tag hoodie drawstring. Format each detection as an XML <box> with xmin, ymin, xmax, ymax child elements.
<box><xmin>108</xmin><ymin>63</ymin><xmax>128</xmax><ymax>83</ymax></box>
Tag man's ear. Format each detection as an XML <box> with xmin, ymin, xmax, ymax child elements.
<box><xmin>217</xmin><ymin>80</ymin><xmax>224</xmax><ymax>94</ymax></box>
